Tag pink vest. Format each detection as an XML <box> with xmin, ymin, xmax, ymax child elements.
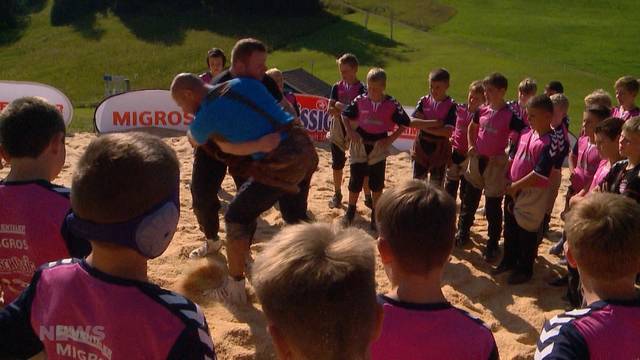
<box><xmin>589</xmin><ymin>159</ymin><xmax>610</xmax><ymax>192</ymax></box>
<box><xmin>572</xmin><ymin>136</ymin><xmax>602</xmax><ymax>192</ymax></box>
<box><xmin>335</xmin><ymin>80</ymin><xmax>365</xmax><ymax>105</ymax></box>
<box><xmin>573</xmin><ymin>302</ymin><xmax>640</xmax><ymax>358</ymax></box>
<box><xmin>612</xmin><ymin>106</ymin><xmax>640</xmax><ymax>121</ymax></box>
<box><xmin>476</xmin><ymin>105</ymin><xmax>517</xmax><ymax>157</ymax></box>
<box><xmin>510</xmin><ymin>129</ymin><xmax>552</xmax><ymax>187</ymax></box>
<box><xmin>355</xmin><ymin>96</ymin><xmax>400</xmax><ymax>135</ymax></box>
<box><xmin>417</xmin><ymin>95</ymin><xmax>455</xmax><ymax>122</ymax></box>
<box><xmin>0</xmin><ymin>181</ymin><xmax>70</xmax><ymax>304</ymax></box>
<box><xmin>451</xmin><ymin>104</ymin><xmax>474</xmax><ymax>153</ymax></box>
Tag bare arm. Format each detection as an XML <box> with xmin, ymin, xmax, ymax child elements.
<box><xmin>506</xmin><ymin>171</ymin><xmax>544</xmax><ymax>197</ymax></box>
<box><xmin>467</xmin><ymin>122</ymin><xmax>479</xmax><ymax>153</ymax></box>
<box><xmin>379</xmin><ymin>125</ymin><xmax>406</xmax><ymax>148</ymax></box>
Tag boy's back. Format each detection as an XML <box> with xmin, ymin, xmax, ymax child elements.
<box><xmin>0</xmin><ymin>180</ymin><xmax>72</xmax><ymax>304</ymax></box>
<box><xmin>2</xmin><ymin>258</ymin><xmax>216</xmax><ymax>359</ymax></box>
<box><xmin>535</xmin><ymin>299</ymin><xmax>640</xmax><ymax>359</ymax></box>
<box><xmin>372</xmin><ymin>295</ymin><xmax>498</xmax><ymax>360</ymax></box>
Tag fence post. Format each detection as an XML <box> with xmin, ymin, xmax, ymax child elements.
<box><xmin>389</xmin><ymin>9</ymin><xmax>394</xmax><ymax>40</ymax></box>
<box><xmin>364</xmin><ymin>11</ymin><xmax>369</xmax><ymax>28</ymax></box>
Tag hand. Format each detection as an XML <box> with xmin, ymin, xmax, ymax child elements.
<box><xmin>329</xmin><ymin>107</ymin><xmax>342</xmax><ymax>117</ymax></box>
<box><xmin>378</xmin><ymin>136</ymin><xmax>395</xmax><ymax>150</ymax></box>
<box><xmin>258</xmin><ymin>133</ymin><xmax>281</xmax><ymax>152</ymax></box>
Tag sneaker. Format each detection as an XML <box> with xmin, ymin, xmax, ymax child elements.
<box><xmin>507</xmin><ymin>270</ymin><xmax>532</xmax><ymax>285</ymax></box>
<box><xmin>549</xmin><ymin>238</ymin><xmax>565</xmax><ymax>256</ymax></box>
<box><xmin>328</xmin><ymin>193</ymin><xmax>342</xmax><ymax>209</ymax></box>
<box><xmin>341</xmin><ymin>205</ymin><xmax>356</xmax><ymax>227</ymax></box>
<box><xmin>483</xmin><ymin>240</ymin><xmax>499</xmax><ymax>262</ymax></box>
<box><xmin>491</xmin><ymin>262</ymin><xmax>513</xmax><ymax>276</ymax></box>
<box><xmin>549</xmin><ymin>275</ymin><xmax>568</xmax><ymax>287</ymax></box>
<box><xmin>208</xmin><ymin>276</ymin><xmax>247</xmax><ymax>304</ymax></box>
<box><xmin>364</xmin><ymin>194</ymin><xmax>373</xmax><ymax>209</ymax></box>
<box><xmin>189</xmin><ymin>238</ymin><xmax>223</xmax><ymax>259</ymax></box>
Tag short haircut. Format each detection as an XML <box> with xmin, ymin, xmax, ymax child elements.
<box><xmin>337</xmin><ymin>53</ymin><xmax>359</xmax><ymax>68</ymax></box>
<box><xmin>594</xmin><ymin>117</ymin><xmax>624</xmax><ymax>140</ymax></box>
<box><xmin>518</xmin><ymin>77</ymin><xmax>537</xmax><ymax>95</ymax></box>
<box><xmin>586</xmin><ymin>104</ymin><xmax>612</xmax><ymax>121</ymax></box>
<box><xmin>546</xmin><ymin>80</ymin><xmax>564</xmax><ymax>94</ymax></box>
<box><xmin>614</xmin><ymin>76</ymin><xmax>640</xmax><ymax>95</ymax></box>
<box><xmin>622</xmin><ymin>116</ymin><xmax>640</xmax><ymax>135</ymax></box>
<box><xmin>170</xmin><ymin>73</ymin><xmax>205</xmax><ymax>94</ymax></box>
<box><xmin>230</xmin><ymin>38</ymin><xmax>266</xmax><ymax>65</ymax></box>
<box><xmin>206</xmin><ymin>47</ymin><xmax>226</xmax><ymax>68</ymax></box>
<box><xmin>429</xmin><ymin>68</ymin><xmax>450</xmax><ymax>83</ymax></box>
<box><xmin>565</xmin><ymin>192</ymin><xmax>640</xmax><ymax>281</ymax></box>
<box><xmin>252</xmin><ymin>223</ymin><xmax>377</xmax><ymax>359</ymax></box>
<box><xmin>527</xmin><ymin>94</ymin><xmax>554</xmax><ymax>114</ymax></box>
<box><xmin>483</xmin><ymin>72</ymin><xmax>508</xmax><ymax>90</ymax></box>
<box><xmin>584</xmin><ymin>89</ymin><xmax>613</xmax><ymax>108</ymax></box>
<box><xmin>265</xmin><ymin>67</ymin><xmax>282</xmax><ymax>79</ymax></box>
<box><xmin>550</xmin><ymin>93</ymin><xmax>569</xmax><ymax>111</ymax></box>
<box><xmin>71</xmin><ymin>132</ymin><xmax>179</xmax><ymax>223</ymax></box>
<box><xmin>469</xmin><ymin>80</ymin><xmax>484</xmax><ymax>94</ymax></box>
<box><xmin>366</xmin><ymin>67</ymin><xmax>386</xmax><ymax>84</ymax></box>
<box><xmin>0</xmin><ymin>97</ymin><xmax>65</xmax><ymax>158</ymax></box>
<box><xmin>376</xmin><ymin>180</ymin><xmax>456</xmax><ymax>274</ymax></box>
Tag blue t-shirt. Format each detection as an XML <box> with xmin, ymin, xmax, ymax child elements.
<box><xmin>189</xmin><ymin>77</ymin><xmax>294</xmax><ymax>157</ymax></box>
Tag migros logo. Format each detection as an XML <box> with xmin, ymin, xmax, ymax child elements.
<box><xmin>112</xmin><ymin>111</ymin><xmax>193</xmax><ymax>127</ymax></box>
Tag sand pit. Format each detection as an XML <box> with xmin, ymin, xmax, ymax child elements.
<box><xmin>1</xmin><ymin>133</ymin><xmax>572</xmax><ymax>359</ymax></box>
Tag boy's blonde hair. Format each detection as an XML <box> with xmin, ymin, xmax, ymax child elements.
<box><xmin>376</xmin><ymin>180</ymin><xmax>456</xmax><ymax>274</ymax></box>
<box><xmin>252</xmin><ymin>223</ymin><xmax>377</xmax><ymax>359</ymax></box>
<box><xmin>518</xmin><ymin>77</ymin><xmax>537</xmax><ymax>95</ymax></box>
<box><xmin>550</xmin><ymin>93</ymin><xmax>569</xmax><ymax>112</ymax></box>
<box><xmin>337</xmin><ymin>53</ymin><xmax>359</xmax><ymax>68</ymax></box>
<box><xmin>622</xmin><ymin>116</ymin><xmax>640</xmax><ymax>136</ymax></box>
<box><xmin>266</xmin><ymin>68</ymin><xmax>283</xmax><ymax>85</ymax></box>
<box><xmin>565</xmin><ymin>192</ymin><xmax>640</xmax><ymax>281</ymax></box>
<box><xmin>584</xmin><ymin>89</ymin><xmax>613</xmax><ymax>108</ymax></box>
<box><xmin>469</xmin><ymin>80</ymin><xmax>484</xmax><ymax>95</ymax></box>
<box><xmin>71</xmin><ymin>132</ymin><xmax>179</xmax><ymax>223</ymax></box>
<box><xmin>614</xmin><ymin>76</ymin><xmax>640</xmax><ymax>95</ymax></box>
<box><xmin>366</xmin><ymin>67</ymin><xmax>386</xmax><ymax>85</ymax></box>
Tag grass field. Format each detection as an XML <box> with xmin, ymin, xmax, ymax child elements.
<box><xmin>1</xmin><ymin>0</ymin><xmax>638</xmax><ymax>133</ymax></box>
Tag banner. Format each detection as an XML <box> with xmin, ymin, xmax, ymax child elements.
<box><xmin>94</xmin><ymin>90</ymin><xmax>193</xmax><ymax>133</ymax></box>
<box><xmin>0</xmin><ymin>81</ymin><xmax>74</xmax><ymax>126</ymax></box>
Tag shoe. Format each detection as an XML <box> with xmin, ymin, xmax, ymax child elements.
<box><xmin>189</xmin><ymin>238</ymin><xmax>223</xmax><ymax>259</ymax></box>
<box><xmin>549</xmin><ymin>275</ymin><xmax>568</xmax><ymax>287</ymax></box>
<box><xmin>208</xmin><ymin>276</ymin><xmax>247</xmax><ymax>304</ymax></box>
<box><xmin>491</xmin><ymin>262</ymin><xmax>513</xmax><ymax>275</ymax></box>
<box><xmin>558</xmin><ymin>258</ymin><xmax>567</xmax><ymax>266</ymax></box>
<box><xmin>483</xmin><ymin>241</ymin><xmax>499</xmax><ymax>262</ymax></box>
<box><xmin>549</xmin><ymin>238</ymin><xmax>565</xmax><ymax>256</ymax></box>
<box><xmin>507</xmin><ymin>270</ymin><xmax>532</xmax><ymax>285</ymax></box>
<box><xmin>341</xmin><ymin>205</ymin><xmax>356</xmax><ymax>227</ymax></box>
<box><xmin>329</xmin><ymin>193</ymin><xmax>342</xmax><ymax>209</ymax></box>
<box><xmin>364</xmin><ymin>194</ymin><xmax>373</xmax><ymax>209</ymax></box>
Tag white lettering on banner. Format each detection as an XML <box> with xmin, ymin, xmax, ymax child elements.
<box><xmin>0</xmin><ymin>256</ymin><xmax>36</xmax><ymax>275</ymax></box>
<box><xmin>0</xmin><ymin>224</ymin><xmax>26</xmax><ymax>235</ymax></box>
<box><xmin>0</xmin><ymin>238</ymin><xmax>29</xmax><ymax>250</ymax></box>
<box><xmin>300</xmin><ymin>108</ymin><xmax>331</xmax><ymax>132</ymax></box>
<box><xmin>0</xmin><ymin>81</ymin><xmax>74</xmax><ymax>126</ymax></box>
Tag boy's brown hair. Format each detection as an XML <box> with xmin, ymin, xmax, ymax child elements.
<box><xmin>469</xmin><ymin>80</ymin><xmax>484</xmax><ymax>94</ymax></box>
<box><xmin>622</xmin><ymin>116</ymin><xmax>640</xmax><ymax>135</ymax></box>
<box><xmin>337</xmin><ymin>53</ymin><xmax>359</xmax><ymax>68</ymax></box>
<box><xmin>550</xmin><ymin>93</ymin><xmax>569</xmax><ymax>112</ymax></box>
<box><xmin>0</xmin><ymin>97</ymin><xmax>65</xmax><ymax>158</ymax></box>
<box><xmin>376</xmin><ymin>180</ymin><xmax>456</xmax><ymax>274</ymax></box>
<box><xmin>518</xmin><ymin>77</ymin><xmax>537</xmax><ymax>95</ymax></box>
<box><xmin>586</xmin><ymin>104</ymin><xmax>612</xmax><ymax>121</ymax></box>
<box><xmin>231</xmin><ymin>38</ymin><xmax>266</xmax><ymax>65</ymax></box>
<box><xmin>594</xmin><ymin>117</ymin><xmax>624</xmax><ymax>140</ymax></box>
<box><xmin>527</xmin><ymin>94</ymin><xmax>554</xmax><ymax>114</ymax></box>
<box><xmin>584</xmin><ymin>89</ymin><xmax>613</xmax><ymax>108</ymax></box>
<box><xmin>565</xmin><ymin>192</ymin><xmax>640</xmax><ymax>281</ymax></box>
<box><xmin>366</xmin><ymin>67</ymin><xmax>386</xmax><ymax>85</ymax></box>
<box><xmin>71</xmin><ymin>132</ymin><xmax>179</xmax><ymax>223</ymax></box>
<box><xmin>429</xmin><ymin>68</ymin><xmax>450</xmax><ymax>83</ymax></box>
<box><xmin>483</xmin><ymin>72</ymin><xmax>508</xmax><ymax>90</ymax></box>
<box><xmin>252</xmin><ymin>223</ymin><xmax>377</xmax><ymax>359</ymax></box>
<box><xmin>614</xmin><ymin>76</ymin><xmax>640</xmax><ymax>95</ymax></box>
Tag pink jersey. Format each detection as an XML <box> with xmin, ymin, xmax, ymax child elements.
<box><xmin>413</xmin><ymin>95</ymin><xmax>457</xmax><ymax>140</ymax></box>
<box><xmin>0</xmin><ymin>181</ymin><xmax>71</xmax><ymax>304</ymax></box>
<box><xmin>199</xmin><ymin>72</ymin><xmax>214</xmax><ymax>84</ymax></box>
<box><xmin>611</xmin><ymin>106</ymin><xmax>640</xmax><ymax>121</ymax></box>
<box><xmin>589</xmin><ymin>159</ymin><xmax>610</xmax><ymax>192</ymax></box>
<box><xmin>19</xmin><ymin>259</ymin><xmax>217</xmax><ymax>359</ymax></box>
<box><xmin>371</xmin><ymin>295</ymin><xmax>498</xmax><ymax>360</ymax></box>
<box><xmin>343</xmin><ymin>94</ymin><xmax>410</xmax><ymax>137</ymax></box>
<box><xmin>510</xmin><ymin>129</ymin><xmax>554</xmax><ymax>187</ymax></box>
<box><xmin>571</xmin><ymin>136</ymin><xmax>602</xmax><ymax>192</ymax></box>
<box><xmin>508</xmin><ymin>100</ymin><xmax>529</xmax><ymax>126</ymax></box>
<box><xmin>474</xmin><ymin>104</ymin><xmax>526</xmax><ymax>157</ymax></box>
<box><xmin>451</xmin><ymin>104</ymin><xmax>474</xmax><ymax>153</ymax></box>
<box><xmin>330</xmin><ymin>80</ymin><xmax>366</xmax><ymax>105</ymax></box>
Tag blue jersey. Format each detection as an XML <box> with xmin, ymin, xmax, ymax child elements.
<box><xmin>189</xmin><ymin>77</ymin><xmax>294</xmax><ymax>158</ymax></box>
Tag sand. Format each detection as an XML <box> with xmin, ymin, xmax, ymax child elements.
<box><xmin>1</xmin><ymin>133</ymin><xmax>572</xmax><ymax>359</ymax></box>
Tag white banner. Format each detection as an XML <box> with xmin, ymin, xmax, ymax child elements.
<box><xmin>0</xmin><ymin>81</ymin><xmax>74</xmax><ymax>126</ymax></box>
<box><xmin>94</xmin><ymin>90</ymin><xmax>194</xmax><ymax>133</ymax></box>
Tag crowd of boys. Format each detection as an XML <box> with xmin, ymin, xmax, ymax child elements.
<box><xmin>1</xmin><ymin>37</ymin><xmax>639</xmax><ymax>358</ymax></box>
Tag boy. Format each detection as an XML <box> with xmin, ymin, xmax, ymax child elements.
<box><xmin>266</xmin><ymin>68</ymin><xmax>300</xmax><ymax>117</ymax></box>
<box><xmin>252</xmin><ymin>223</ymin><xmax>381</xmax><ymax>360</ymax></box>
<box><xmin>544</xmin><ymin>80</ymin><xmax>564</xmax><ymax>97</ymax></box>
<box><xmin>584</xmin><ymin>89</ymin><xmax>613</xmax><ymax>109</ymax></box>
<box><xmin>410</xmin><ymin>68</ymin><xmax>457</xmax><ymax>187</ymax></box>
<box><xmin>494</xmin><ymin>95</ymin><xmax>555</xmax><ymax>284</ymax></box>
<box><xmin>341</xmin><ymin>68</ymin><xmax>410</xmax><ymax>230</ymax></box>
<box><xmin>456</xmin><ymin>73</ymin><xmax>527</xmax><ymax>262</ymax></box>
<box><xmin>612</xmin><ymin>76</ymin><xmax>640</xmax><ymax>121</ymax></box>
<box><xmin>535</xmin><ymin>193</ymin><xmax>640</xmax><ymax>359</ymax></box>
<box><xmin>0</xmin><ymin>133</ymin><xmax>216</xmax><ymax>358</ymax></box>
<box><xmin>199</xmin><ymin>47</ymin><xmax>226</xmax><ymax>84</ymax></box>
<box><xmin>372</xmin><ymin>180</ymin><xmax>498</xmax><ymax>359</ymax></box>
<box><xmin>0</xmin><ymin>97</ymin><xmax>89</xmax><ymax>306</ymax></box>
<box><xmin>508</xmin><ymin>77</ymin><xmax>538</xmax><ymax>126</ymax></box>
<box><xmin>600</xmin><ymin>116</ymin><xmax>640</xmax><ymax>203</ymax></box>
<box><xmin>445</xmin><ymin>80</ymin><xmax>485</xmax><ymax>200</ymax></box>
<box><xmin>172</xmin><ymin>74</ymin><xmax>318</xmax><ymax>303</ymax></box>
<box><xmin>327</xmin><ymin>53</ymin><xmax>369</xmax><ymax>209</ymax></box>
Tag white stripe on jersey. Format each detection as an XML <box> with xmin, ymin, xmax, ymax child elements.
<box><xmin>534</xmin><ymin>342</ymin><xmax>554</xmax><ymax>360</ymax></box>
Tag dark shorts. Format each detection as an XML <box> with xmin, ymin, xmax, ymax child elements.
<box><xmin>331</xmin><ymin>143</ymin><xmax>346</xmax><ymax>170</ymax></box>
<box><xmin>349</xmin><ymin>144</ymin><xmax>385</xmax><ymax>192</ymax></box>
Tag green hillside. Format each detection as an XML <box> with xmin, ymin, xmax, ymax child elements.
<box><xmin>1</xmin><ymin>0</ymin><xmax>638</xmax><ymax>133</ymax></box>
